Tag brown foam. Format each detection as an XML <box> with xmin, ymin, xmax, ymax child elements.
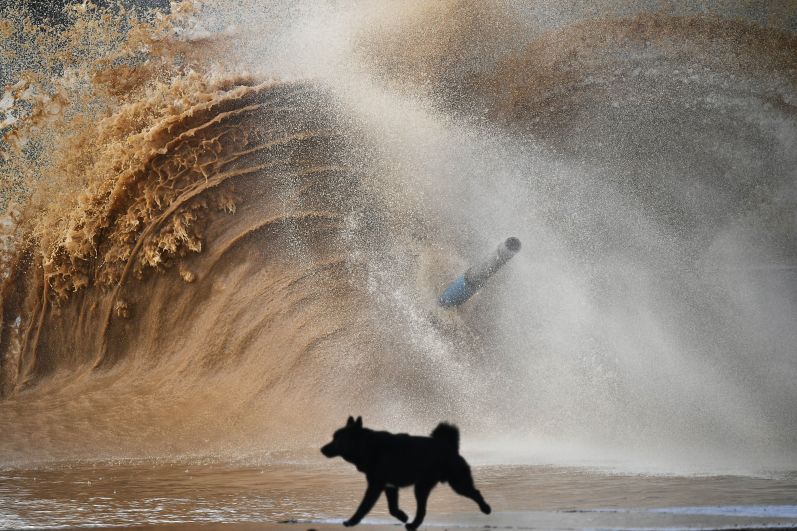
<box><xmin>0</xmin><ymin>5</ymin><xmax>368</xmax><ymax>453</ymax></box>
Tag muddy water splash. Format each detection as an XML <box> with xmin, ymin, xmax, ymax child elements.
<box><xmin>0</xmin><ymin>1</ymin><xmax>795</xmax><ymax>474</ymax></box>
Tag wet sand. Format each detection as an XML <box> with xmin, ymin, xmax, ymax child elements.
<box><xmin>3</xmin><ymin>460</ymin><xmax>797</xmax><ymax>530</ymax></box>
<box><xmin>65</xmin><ymin>515</ymin><xmax>797</xmax><ymax>531</ymax></box>
<box><xmin>26</xmin><ymin>511</ymin><xmax>797</xmax><ymax>530</ymax></box>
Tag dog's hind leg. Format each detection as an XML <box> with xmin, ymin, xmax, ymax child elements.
<box><xmin>343</xmin><ymin>481</ymin><xmax>383</xmax><ymax>527</ymax></box>
<box><xmin>447</xmin><ymin>457</ymin><xmax>491</xmax><ymax>515</ymax></box>
<box><xmin>385</xmin><ymin>486</ymin><xmax>408</xmax><ymax>523</ymax></box>
<box><xmin>406</xmin><ymin>481</ymin><xmax>435</xmax><ymax>530</ymax></box>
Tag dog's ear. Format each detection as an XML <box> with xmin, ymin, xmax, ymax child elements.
<box><xmin>355</xmin><ymin>416</ymin><xmax>362</xmax><ymax>429</ymax></box>
<box><xmin>347</xmin><ymin>416</ymin><xmax>355</xmax><ymax>427</ymax></box>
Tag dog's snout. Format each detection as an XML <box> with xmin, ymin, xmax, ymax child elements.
<box><xmin>320</xmin><ymin>442</ymin><xmax>336</xmax><ymax>457</ymax></box>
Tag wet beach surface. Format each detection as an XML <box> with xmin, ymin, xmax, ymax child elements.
<box><xmin>2</xmin><ymin>460</ymin><xmax>797</xmax><ymax>530</ymax></box>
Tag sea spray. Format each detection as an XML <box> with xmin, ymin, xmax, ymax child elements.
<box><xmin>0</xmin><ymin>1</ymin><xmax>794</xmax><ymax>475</ymax></box>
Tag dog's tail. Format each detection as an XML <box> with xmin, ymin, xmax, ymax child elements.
<box><xmin>431</xmin><ymin>422</ymin><xmax>459</xmax><ymax>453</ymax></box>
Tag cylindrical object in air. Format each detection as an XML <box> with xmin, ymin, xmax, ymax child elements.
<box><xmin>438</xmin><ymin>237</ymin><xmax>521</xmax><ymax>307</ymax></box>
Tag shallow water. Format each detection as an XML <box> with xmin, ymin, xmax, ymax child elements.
<box><xmin>2</xmin><ymin>458</ymin><xmax>797</xmax><ymax>529</ymax></box>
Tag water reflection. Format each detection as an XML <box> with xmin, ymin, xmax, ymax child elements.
<box><xmin>2</xmin><ymin>460</ymin><xmax>797</xmax><ymax>529</ymax></box>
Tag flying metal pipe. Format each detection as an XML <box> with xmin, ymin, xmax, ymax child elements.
<box><xmin>438</xmin><ymin>237</ymin><xmax>521</xmax><ymax>307</ymax></box>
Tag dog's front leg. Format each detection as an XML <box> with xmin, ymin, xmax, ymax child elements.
<box><xmin>343</xmin><ymin>481</ymin><xmax>383</xmax><ymax>527</ymax></box>
<box><xmin>385</xmin><ymin>486</ymin><xmax>408</xmax><ymax>523</ymax></box>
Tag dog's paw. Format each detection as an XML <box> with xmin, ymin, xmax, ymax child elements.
<box><xmin>391</xmin><ymin>510</ymin><xmax>408</xmax><ymax>523</ymax></box>
<box><xmin>480</xmin><ymin>502</ymin><xmax>492</xmax><ymax>515</ymax></box>
<box><xmin>405</xmin><ymin>523</ymin><xmax>419</xmax><ymax>531</ymax></box>
<box><xmin>343</xmin><ymin>519</ymin><xmax>358</xmax><ymax>527</ymax></box>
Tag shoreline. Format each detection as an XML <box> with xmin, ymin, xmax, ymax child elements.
<box><xmin>3</xmin><ymin>462</ymin><xmax>797</xmax><ymax>530</ymax></box>
<box><xmin>36</xmin><ymin>508</ymin><xmax>797</xmax><ymax>531</ymax></box>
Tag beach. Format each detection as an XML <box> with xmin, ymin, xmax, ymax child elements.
<box><xmin>3</xmin><ymin>459</ymin><xmax>797</xmax><ymax>529</ymax></box>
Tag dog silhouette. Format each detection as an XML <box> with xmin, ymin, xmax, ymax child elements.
<box><xmin>321</xmin><ymin>416</ymin><xmax>491</xmax><ymax>529</ymax></box>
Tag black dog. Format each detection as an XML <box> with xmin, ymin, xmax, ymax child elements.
<box><xmin>321</xmin><ymin>416</ymin><xmax>491</xmax><ymax>529</ymax></box>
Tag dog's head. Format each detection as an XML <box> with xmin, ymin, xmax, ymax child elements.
<box><xmin>321</xmin><ymin>416</ymin><xmax>363</xmax><ymax>459</ymax></box>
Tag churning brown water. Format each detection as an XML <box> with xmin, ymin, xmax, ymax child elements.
<box><xmin>1</xmin><ymin>1</ymin><xmax>796</xmax><ymax>528</ymax></box>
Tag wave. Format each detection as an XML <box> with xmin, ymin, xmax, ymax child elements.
<box><xmin>0</xmin><ymin>1</ymin><xmax>795</xmax><ymax>473</ymax></box>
